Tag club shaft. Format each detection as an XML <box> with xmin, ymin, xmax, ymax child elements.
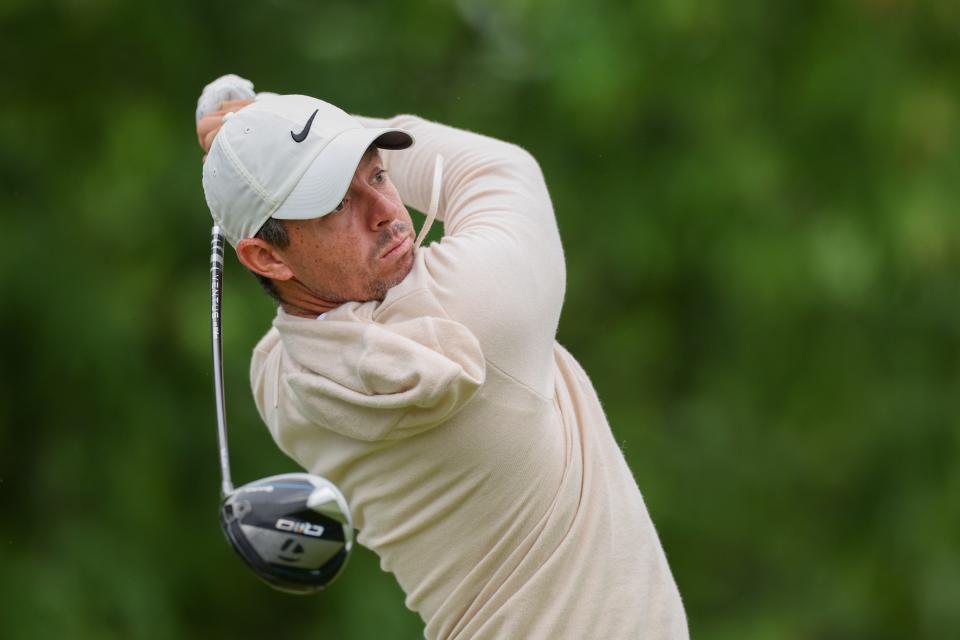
<box><xmin>210</xmin><ymin>225</ymin><xmax>234</xmax><ymax>496</ymax></box>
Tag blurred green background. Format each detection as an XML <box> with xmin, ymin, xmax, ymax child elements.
<box><xmin>1</xmin><ymin>0</ymin><xmax>958</xmax><ymax>638</ymax></box>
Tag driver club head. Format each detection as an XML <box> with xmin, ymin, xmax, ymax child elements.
<box><xmin>220</xmin><ymin>472</ymin><xmax>354</xmax><ymax>594</ymax></box>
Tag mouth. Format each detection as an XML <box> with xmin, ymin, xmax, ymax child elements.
<box><xmin>380</xmin><ymin>234</ymin><xmax>413</xmax><ymax>260</ymax></box>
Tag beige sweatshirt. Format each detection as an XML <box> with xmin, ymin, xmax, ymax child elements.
<box><xmin>250</xmin><ymin>115</ymin><xmax>688</xmax><ymax>639</ymax></box>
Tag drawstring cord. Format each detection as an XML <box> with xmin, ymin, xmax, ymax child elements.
<box><xmin>415</xmin><ymin>154</ymin><xmax>444</xmax><ymax>249</ymax></box>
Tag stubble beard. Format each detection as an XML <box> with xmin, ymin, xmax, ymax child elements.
<box><xmin>289</xmin><ymin>220</ymin><xmax>416</xmax><ymax>307</ymax></box>
<box><xmin>366</xmin><ymin>221</ymin><xmax>415</xmax><ymax>301</ymax></box>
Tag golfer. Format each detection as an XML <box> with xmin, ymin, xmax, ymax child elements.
<box><xmin>197</xmin><ymin>74</ymin><xmax>688</xmax><ymax>639</ymax></box>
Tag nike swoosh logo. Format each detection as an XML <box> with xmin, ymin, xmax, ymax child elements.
<box><xmin>290</xmin><ymin>109</ymin><xmax>319</xmax><ymax>143</ymax></box>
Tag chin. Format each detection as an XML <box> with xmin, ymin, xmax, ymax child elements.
<box><xmin>368</xmin><ymin>253</ymin><xmax>415</xmax><ymax>301</ymax></box>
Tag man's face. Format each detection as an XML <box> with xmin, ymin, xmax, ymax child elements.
<box><xmin>274</xmin><ymin>149</ymin><xmax>415</xmax><ymax>304</ymax></box>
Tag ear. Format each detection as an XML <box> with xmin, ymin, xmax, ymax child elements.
<box><xmin>235</xmin><ymin>238</ymin><xmax>294</xmax><ymax>281</ymax></box>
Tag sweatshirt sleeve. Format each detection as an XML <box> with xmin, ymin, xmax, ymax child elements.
<box><xmin>253</xmin><ymin>302</ymin><xmax>486</xmax><ymax>443</ymax></box>
<box><xmin>356</xmin><ymin>115</ymin><xmax>551</xmax><ymax>226</ymax></box>
<box><xmin>357</xmin><ymin>115</ymin><xmax>566</xmax><ymax>397</ymax></box>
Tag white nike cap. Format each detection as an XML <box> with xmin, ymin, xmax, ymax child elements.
<box><xmin>202</xmin><ymin>94</ymin><xmax>413</xmax><ymax>246</ymax></box>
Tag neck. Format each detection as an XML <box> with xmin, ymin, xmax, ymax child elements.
<box><xmin>274</xmin><ymin>278</ymin><xmax>341</xmax><ymax>318</ymax></box>
<box><xmin>280</xmin><ymin>300</ymin><xmax>339</xmax><ymax>318</ymax></box>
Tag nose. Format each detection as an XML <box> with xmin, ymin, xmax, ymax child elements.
<box><xmin>364</xmin><ymin>188</ymin><xmax>400</xmax><ymax>231</ymax></box>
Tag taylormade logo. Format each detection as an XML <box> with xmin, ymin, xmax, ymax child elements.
<box><xmin>276</xmin><ymin>518</ymin><xmax>325</xmax><ymax>537</ymax></box>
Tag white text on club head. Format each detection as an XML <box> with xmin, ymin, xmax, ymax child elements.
<box><xmin>275</xmin><ymin>518</ymin><xmax>325</xmax><ymax>537</ymax></box>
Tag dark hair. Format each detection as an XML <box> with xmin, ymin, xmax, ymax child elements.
<box><xmin>251</xmin><ymin>217</ymin><xmax>290</xmax><ymax>305</ymax></box>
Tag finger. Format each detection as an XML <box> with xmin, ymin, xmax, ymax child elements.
<box><xmin>197</xmin><ymin>98</ymin><xmax>254</xmax><ymax>151</ymax></box>
<box><xmin>203</xmin><ymin>127</ymin><xmax>221</xmax><ymax>153</ymax></box>
<box><xmin>218</xmin><ymin>98</ymin><xmax>255</xmax><ymax>112</ymax></box>
<box><xmin>197</xmin><ymin>112</ymin><xmax>225</xmax><ymax>145</ymax></box>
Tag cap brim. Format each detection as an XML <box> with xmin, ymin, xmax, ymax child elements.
<box><xmin>272</xmin><ymin>127</ymin><xmax>413</xmax><ymax>220</ymax></box>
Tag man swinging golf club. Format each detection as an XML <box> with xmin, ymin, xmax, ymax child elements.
<box><xmin>197</xmin><ymin>73</ymin><xmax>688</xmax><ymax>639</ymax></box>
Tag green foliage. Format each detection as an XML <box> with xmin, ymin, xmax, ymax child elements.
<box><xmin>1</xmin><ymin>1</ymin><xmax>958</xmax><ymax>638</ymax></box>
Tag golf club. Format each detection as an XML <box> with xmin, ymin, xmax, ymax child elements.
<box><xmin>209</xmin><ymin>224</ymin><xmax>354</xmax><ymax>594</ymax></box>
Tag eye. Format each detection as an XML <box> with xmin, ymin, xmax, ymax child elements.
<box><xmin>332</xmin><ymin>199</ymin><xmax>346</xmax><ymax>214</ymax></box>
<box><xmin>373</xmin><ymin>169</ymin><xmax>388</xmax><ymax>184</ymax></box>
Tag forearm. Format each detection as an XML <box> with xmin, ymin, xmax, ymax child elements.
<box><xmin>355</xmin><ymin>114</ymin><xmax>551</xmax><ymax>235</ymax></box>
